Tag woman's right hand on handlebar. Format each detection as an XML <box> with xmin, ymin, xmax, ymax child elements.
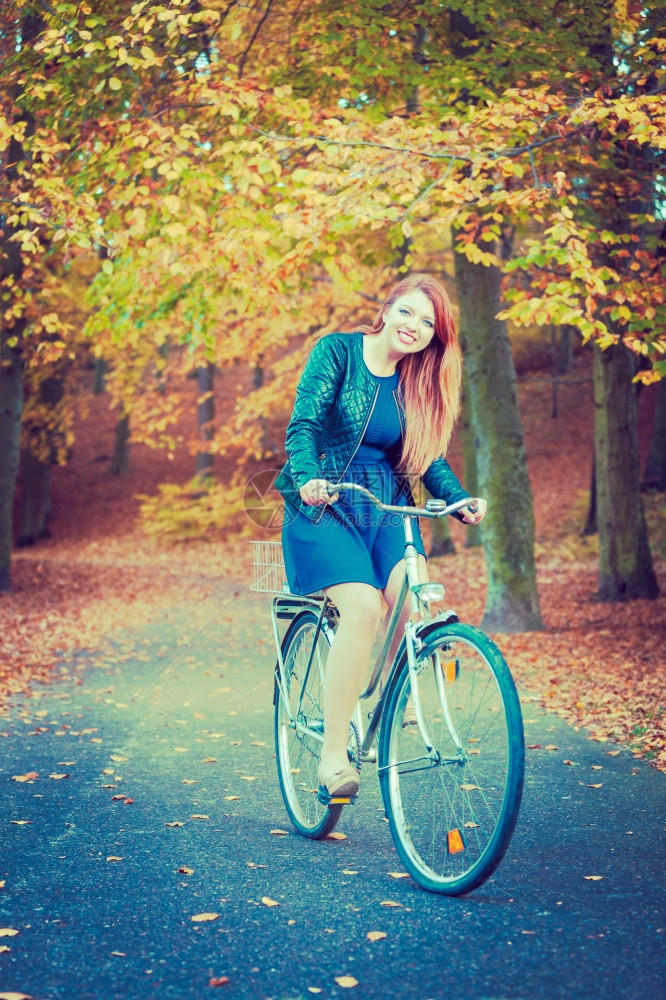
<box><xmin>299</xmin><ymin>479</ymin><xmax>339</xmax><ymax>507</ymax></box>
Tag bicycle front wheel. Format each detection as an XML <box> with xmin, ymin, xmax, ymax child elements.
<box><xmin>274</xmin><ymin>610</ymin><xmax>342</xmax><ymax>839</ymax></box>
<box><xmin>379</xmin><ymin>623</ymin><xmax>524</xmax><ymax>895</ymax></box>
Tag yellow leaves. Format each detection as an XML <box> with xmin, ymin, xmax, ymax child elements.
<box><xmin>165</xmin><ymin>821</ymin><xmax>185</xmax><ymax>827</ymax></box>
<box><xmin>326</xmin><ymin>831</ymin><xmax>347</xmax><ymax>840</ymax></box>
<box><xmin>366</xmin><ymin>931</ymin><xmax>387</xmax><ymax>942</ymax></box>
<box><xmin>583</xmin><ymin>875</ymin><xmax>603</xmax><ymax>881</ymax></box>
<box><xmin>12</xmin><ymin>772</ymin><xmax>38</xmax><ymax>783</ymax></box>
<box><xmin>270</xmin><ymin>829</ymin><xmax>288</xmax><ymax>836</ymax></box>
<box><xmin>261</xmin><ymin>897</ymin><xmax>279</xmax><ymax>907</ymax></box>
<box><xmin>178</xmin><ymin>867</ymin><xmax>194</xmax><ymax>875</ymax></box>
<box><xmin>108</xmin><ymin>77</ymin><xmax>123</xmax><ymax>91</ymax></box>
<box><xmin>387</xmin><ymin>872</ymin><xmax>409</xmax><ymax>880</ymax></box>
<box><xmin>334</xmin><ymin>977</ymin><xmax>358</xmax><ymax>989</ymax></box>
<box><xmin>380</xmin><ymin>900</ymin><xmax>402</xmax><ymax>908</ymax></box>
<box><xmin>163</xmin><ymin>195</ymin><xmax>181</xmax><ymax>215</ymax></box>
<box><xmin>0</xmin><ymin>993</ymin><xmax>32</xmax><ymax>1000</ymax></box>
<box><xmin>0</xmin><ymin>929</ymin><xmax>19</xmax><ymax>938</ymax></box>
<box><xmin>191</xmin><ymin>912</ymin><xmax>220</xmax><ymax>922</ymax></box>
<box><xmin>106</xmin><ymin>856</ymin><xmax>123</xmax><ymax>862</ymax></box>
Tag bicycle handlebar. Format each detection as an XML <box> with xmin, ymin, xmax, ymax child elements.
<box><xmin>324</xmin><ymin>481</ymin><xmax>482</xmax><ymax>520</ymax></box>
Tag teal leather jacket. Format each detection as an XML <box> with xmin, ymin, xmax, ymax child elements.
<box><xmin>274</xmin><ymin>332</ymin><xmax>471</xmax><ymax>522</ymax></box>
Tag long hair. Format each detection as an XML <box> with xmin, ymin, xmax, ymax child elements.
<box><xmin>357</xmin><ymin>273</ymin><xmax>463</xmax><ymax>476</ymax></box>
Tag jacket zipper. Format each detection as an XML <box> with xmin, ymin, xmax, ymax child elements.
<box><xmin>392</xmin><ymin>388</ymin><xmax>406</xmax><ymax>438</ymax></box>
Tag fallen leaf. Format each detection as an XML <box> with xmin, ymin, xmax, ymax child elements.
<box><xmin>190</xmin><ymin>814</ymin><xmax>210</xmax><ymax>820</ymax></box>
<box><xmin>591</xmin><ymin>765</ymin><xmax>603</xmax><ymax>770</ymax></box>
<box><xmin>0</xmin><ymin>929</ymin><xmax>19</xmax><ymax>937</ymax></box>
<box><xmin>9</xmin><ymin>821</ymin><xmax>32</xmax><ymax>826</ymax></box>
<box><xmin>459</xmin><ymin>783</ymin><xmax>482</xmax><ymax>791</ymax></box>
<box><xmin>544</xmin><ymin>744</ymin><xmax>559</xmax><ymax>750</ymax></box>
<box><xmin>288</xmin><ymin>919</ymin><xmax>296</xmax><ymax>925</ymax></box>
<box><xmin>111</xmin><ymin>795</ymin><xmax>125</xmax><ymax>801</ymax></box>
<box><xmin>270</xmin><ymin>829</ymin><xmax>288</xmax><ymax>836</ymax></box>
<box><xmin>11</xmin><ymin>772</ymin><xmax>38</xmax><ymax>782</ymax></box>
<box><xmin>606</xmin><ymin>750</ymin><xmax>620</xmax><ymax>756</ymax></box>
<box><xmin>178</xmin><ymin>866</ymin><xmax>194</xmax><ymax>875</ymax></box>
<box><xmin>326</xmin><ymin>832</ymin><xmax>347</xmax><ymax>840</ymax></box>
<box><xmin>0</xmin><ymin>945</ymin><xmax>10</xmax><ymax>954</ymax></box>
<box><xmin>367</xmin><ymin>931</ymin><xmax>387</xmax><ymax>941</ymax></box>
<box><xmin>48</xmin><ymin>773</ymin><xmax>69</xmax><ymax>780</ymax></box>
<box><xmin>251</xmin><ymin>741</ymin><xmax>266</xmax><ymax>747</ymax></box>
<box><xmin>106</xmin><ymin>856</ymin><xmax>123</xmax><ymax>862</ymax></box>
<box><xmin>165</xmin><ymin>821</ymin><xmax>185</xmax><ymax>827</ymax></box>
<box><xmin>526</xmin><ymin>744</ymin><xmax>542</xmax><ymax>750</ymax></box>
<box><xmin>174</xmin><ymin>747</ymin><xmax>189</xmax><ymax>753</ymax></box>
<box><xmin>123</xmin><ymin>798</ymin><xmax>134</xmax><ymax>805</ymax></box>
<box><xmin>229</xmin><ymin>740</ymin><xmax>242</xmax><ymax>746</ymax></box>
<box><xmin>224</xmin><ymin>795</ymin><xmax>240</xmax><ymax>801</ymax></box>
<box><xmin>110</xmin><ymin>950</ymin><xmax>126</xmax><ymax>957</ymax></box>
<box><xmin>202</xmin><ymin>757</ymin><xmax>218</xmax><ymax>763</ymax></box>
<box><xmin>583</xmin><ymin>875</ymin><xmax>603</xmax><ymax>881</ymax></box>
<box><xmin>307</xmin><ymin>989</ymin><xmax>322</xmax><ymax>995</ymax></box>
<box><xmin>261</xmin><ymin>896</ymin><xmax>279</xmax><ymax>907</ymax></box>
<box><xmin>181</xmin><ymin>779</ymin><xmax>197</xmax><ymax>785</ymax></box>
<box><xmin>387</xmin><ymin>872</ymin><xmax>410</xmax><ymax>879</ymax></box>
<box><xmin>563</xmin><ymin>760</ymin><xmax>575</xmax><ymax>766</ymax></box>
<box><xmin>335</xmin><ymin>976</ymin><xmax>358</xmax><ymax>988</ymax></box>
<box><xmin>109</xmin><ymin>755</ymin><xmax>128</xmax><ymax>763</ymax></box>
<box><xmin>191</xmin><ymin>912</ymin><xmax>220</xmax><ymax>922</ymax></box>
<box><xmin>586</xmin><ymin>784</ymin><xmax>603</xmax><ymax>789</ymax></box>
<box><xmin>240</xmin><ymin>776</ymin><xmax>258</xmax><ymax>781</ymax></box>
<box><xmin>342</xmin><ymin>869</ymin><xmax>358</xmax><ymax>875</ymax></box>
<box><xmin>209</xmin><ymin>976</ymin><xmax>230</xmax><ymax>987</ymax></box>
<box><xmin>0</xmin><ymin>992</ymin><xmax>32</xmax><ymax>1000</ymax></box>
<box><xmin>463</xmin><ymin>821</ymin><xmax>480</xmax><ymax>829</ymax></box>
<box><xmin>0</xmin><ymin>881</ymin><xmax>5</xmax><ymax>889</ymax></box>
<box><xmin>380</xmin><ymin>900</ymin><xmax>402</xmax><ymax>908</ymax></box>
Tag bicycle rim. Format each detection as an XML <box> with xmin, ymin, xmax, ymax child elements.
<box><xmin>379</xmin><ymin>623</ymin><xmax>524</xmax><ymax>895</ymax></box>
<box><xmin>274</xmin><ymin>611</ymin><xmax>342</xmax><ymax>839</ymax></box>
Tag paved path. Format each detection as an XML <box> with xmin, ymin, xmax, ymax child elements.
<box><xmin>1</xmin><ymin>584</ymin><xmax>664</xmax><ymax>1000</ymax></box>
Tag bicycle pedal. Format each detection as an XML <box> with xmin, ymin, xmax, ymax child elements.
<box><xmin>317</xmin><ymin>785</ymin><xmax>358</xmax><ymax>807</ymax></box>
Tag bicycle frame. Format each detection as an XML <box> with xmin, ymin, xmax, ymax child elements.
<box><xmin>271</xmin><ymin>485</ymin><xmax>479</xmax><ymax>766</ymax></box>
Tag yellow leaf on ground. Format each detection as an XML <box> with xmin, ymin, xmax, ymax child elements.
<box><xmin>10</xmin><ymin>821</ymin><xmax>32</xmax><ymax>826</ymax></box>
<box><xmin>224</xmin><ymin>796</ymin><xmax>240</xmax><ymax>801</ymax></box>
<box><xmin>545</xmin><ymin>744</ymin><xmax>560</xmax><ymax>750</ymax></box>
<box><xmin>583</xmin><ymin>875</ymin><xmax>603</xmax><ymax>881</ymax></box>
<box><xmin>190</xmin><ymin>814</ymin><xmax>209</xmax><ymax>820</ymax></box>
<box><xmin>252</xmin><ymin>741</ymin><xmax>267</xmax><ymax>747</ymax></box>
<box><xmin>380</xmin><ymin>900</ymin><xmax>402</xmax><ymax>908</ymax></box>
<box><xmin>0</xmin><ymin>945</ymin><xmax>10</xmax><ymax>954</ymax></box>
<box><xmin>0</xmin><ymin>929</ymin><xmax>19</xmax><ymax>937</ymax></box>
<box><xmin>586</xmin><ymin>784</ymin><xmax>603</xmax><ymax>789</ymax></box>
<box><xmin>191</xmin><ymin>912</ymin><xmax>220</xmax><ymax>922</ymax></box>
<box><xmin>387</xmin><ymin>872</ymin><xmax>409</xmax><ymax>879</ymax></box>
<box><xmin>202</xmin><ymin>757</ymin><xmax>218</xmax><ymax>763</ymax></box>
<box><xmin>109</xmin><ymin>755</ymin><xmax>128</xmax><ymax>762</ymax></box>
<box><xmin>106</xmin><ymin>856</ymin><xmax>123</xmax><ymax>862</ymax></box>
<box><xmin>165</xmin><ymin>821</ymin><xmax>184</xmax><ymax>827</ymax></box>
<box><xmin>182</xmin><ymin>779</ymin><xmax>197</xmax><ymax>785</ymax></box>
<box><xmin>367</xmin><ymin>931</ymin><xmax>387</xmax><ymax>941</ymax></box>
<box><xmin>342</xmin><ymin>869</ymin><xmax>358</xmax><ymax>875</ymax></box>
<box><xmin>326</xmin><ymin>832</ymin><xmax>347</xmax><ymax>840</ymax></box>
<box><xmin>178</xmin><ymin>867</ymin><xmax>194</xmax><ymax>875</ymax></box>
<box><xmin>307</xmin><ymin>989</ymin><xmax>322</xmax><ymax>994</ymax></box>
<box><xmin>261</xmin><ymin>896</ymin><xmax>279</xmax><ymax>907</ymax></box>
<box><xmin>459</xmin><ymin>783</ymin><xmax>482</xmax><ymax>791</ymax></box>
<box><xmin>270</xmin><ymin>829</ymin><xmax>288</xmax><ymax>836</ymax></box>
<box><xmin>463</xmin><ymin>822</ymin><xmax>480</xmax><ymax>829</ymax></box>
<box><xmin>241</xmin><ymin>776</ymin><xmax>258</xmax><ymax>781</ymax></box>
<box><xmin>0</xmin><ymin>993</ymin><xmax>32</xmax><ymax>1000</ymax></box>
<box><xmin>335</xmin><ymin>976</ymin><xmax>358</xmax><ymax>988</ymax></box>
<box><xmin>49</xmin><ymin>773</ymin><xmax>69</xmax><ymax>780</ymax></box>
<box><xmin>12</xmin><ymin>772</ymin><xmax>38</xmax><ymax>782</ymax></box>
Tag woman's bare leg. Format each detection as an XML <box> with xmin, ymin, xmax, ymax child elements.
<box><xmin>319</xmin><ymin>581</ymin><xmax>381</xmax><ymax>781</ymax></box>
<box><xmin>380</xmin><ymin>555</ymin><xmax>428</xmax><ymax>689</ymax></box>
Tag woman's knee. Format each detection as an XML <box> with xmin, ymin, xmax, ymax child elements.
<box><xmin>327</xmin><ymin>583</ymin><xmax>382</xmax><ymax>630</ymax></box>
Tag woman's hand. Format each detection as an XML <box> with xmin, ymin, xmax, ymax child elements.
<box><xmin>299</xmin><ymin>479</ymin><xmax>339</xmax><ymax>507</ymax></box>
<box><xmin>460</xmin><ymin>498</ymin><xmax>487</xmax><ymax>525</ymax></box>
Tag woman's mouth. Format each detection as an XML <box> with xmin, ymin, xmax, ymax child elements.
<box><xmin>397</xmin><ymin>330</ymin><xmax>416</xmax><ymax>345</ymax></box>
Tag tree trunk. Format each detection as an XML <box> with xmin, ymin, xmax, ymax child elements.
<box><xmin>0</xmin><ymin>332</ymin><xmax>24</xmax><ymax>591</ymax></box>
<box><xmin>110</xmin><ymin>412</ymin><xmax>130</xmax><ymax>474</ymax></box>
<box><xmin>593</xmin><ymin>343</ymin><xmax>658</xmax><ymax>600</ymax></box>
<box><xmin>195</xmin><ymin>362</ymin><xmax>215</xmax><ymax>476</ymax></box>
<box><xmin>582</xmin><ymin>453</ymin><xmax>597</xmax><ymax>536</ymax></box>
<box><xmin>643</xmin><ymin>378</ymin><xmax>666</xmax><ymax>491</ymax></box>
<box><xmin>17</xmin><ymin>447</ymin><xmax>51</xmax><ymax>546</ymax></box>
<box><xmin>460</xmin><ymin>377</ymin><xmax>482</xmax><ymax>549</ymax></box>
<box><xmin>429</xmin><ymin>508</ymin><xmax>455</xmax><ymax>557</ymax></box>
<box><xmin>454</xmin><ymin>242</ymin><xmax>544</xmax><ymax>632</ymax></box>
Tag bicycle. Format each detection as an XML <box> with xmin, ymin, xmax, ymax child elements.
<box><xmin>251</xmin><ymin>482</ymin><xmax>524</xmax><ymax>896</ymax></box>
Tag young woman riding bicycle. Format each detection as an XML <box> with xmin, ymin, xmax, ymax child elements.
<box><xmin>273</xmin><ymin>273</ymin><xmax>486</xmax><ymax>801</ymax></box>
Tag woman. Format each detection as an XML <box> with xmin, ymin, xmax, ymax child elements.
<box><xmin>274</xmin><ymin>273</ymin><xmax>486</xmax><ymax>800</ymax></box>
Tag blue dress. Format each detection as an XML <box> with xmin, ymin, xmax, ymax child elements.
<box><xmin>281</xmin><ymin>369</ymin><xmax>426</xmax><ymax>597</ymax></box>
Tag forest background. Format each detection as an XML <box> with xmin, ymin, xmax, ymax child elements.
<box><xmin>0</xmin><ymin>1</ymin><xmax>665</xmax><ymax>766</ymax></box>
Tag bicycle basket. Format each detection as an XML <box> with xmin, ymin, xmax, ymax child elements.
<box><xmin>250</xmin><ymin>540</ymin><xmax>290</xmax><ymax>594</ymax></box>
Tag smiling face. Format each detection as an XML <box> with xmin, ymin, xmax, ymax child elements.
<box><xmin>380</xmin><ymin>288</ymin><xmax>436</xmax><ymax>357</ymax></box>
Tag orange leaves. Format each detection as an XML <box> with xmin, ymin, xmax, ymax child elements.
<box><xmin>11</xmin><ymin>772</ymin><xmax>38</xmax><ymax>783</ymax></box>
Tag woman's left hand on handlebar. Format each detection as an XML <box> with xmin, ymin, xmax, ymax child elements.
<box><xmin>460</xmin><ymin>498</ymin><xmax>487</xmax><ymax>525</ymax></box>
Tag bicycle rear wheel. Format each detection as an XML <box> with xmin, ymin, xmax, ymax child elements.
<box><xmin>274</xmin><ymin>610</ymin><xmax>342</xmax><ymax>839</ymax></box>
<box><xmin>379</xmin><ymin>623</ymin><xmax>524</xmax><ymax>895</ymax></box>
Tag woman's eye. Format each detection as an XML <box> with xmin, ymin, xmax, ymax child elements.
<box><xmin>399</xmin><ymin>308</ymin><xmax>409</xmax><ymax>315</ymax></box>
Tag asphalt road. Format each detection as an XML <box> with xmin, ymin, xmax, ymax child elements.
<box><xmin>1</xmin><ymin>584</ymin><xmax>664</xmax><ymax>1000</ymax></box>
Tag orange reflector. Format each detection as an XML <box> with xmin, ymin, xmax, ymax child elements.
<box><xmin>447</xmin><ymin>828</ymin><xmax>465</xmax><ymax>855</ymax></box>
<box><xmin>443</xmin><ymin>659</ymin><xmax>459</xmax><ymax>683</ymax></box>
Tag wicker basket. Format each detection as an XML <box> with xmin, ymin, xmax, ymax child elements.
<box><xmin>250</xmin><ymin>540</ymin><xmax>290</xmax><ymax>594</ymax></box>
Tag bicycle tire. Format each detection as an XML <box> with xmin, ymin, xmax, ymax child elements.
<box><xmin>274</xmin><ymin>610</ymin><xmax>342</xmax><ymax>839</ymax></box>
<box><xmin>378</xmin><ymin>622</ymin><xmax>524</xmax><ymax>895</ymax></box>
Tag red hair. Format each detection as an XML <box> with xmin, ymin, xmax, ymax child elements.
<box><xmin>358</xmin><ymin>273</ymin><xmax>463</xmax><ymax>476</ymax></box>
